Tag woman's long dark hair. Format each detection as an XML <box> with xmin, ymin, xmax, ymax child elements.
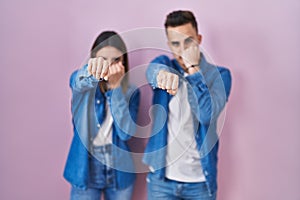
<box><xmin>90</xmin><ymin>31</ymin><xmax>129</xmax><ymax>92</ymax></box>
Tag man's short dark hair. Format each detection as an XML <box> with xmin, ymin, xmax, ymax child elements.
<box><xmin>164</xmin><ymin>10</ymin><xmax>198</xmax><ymax>32</ymax></box>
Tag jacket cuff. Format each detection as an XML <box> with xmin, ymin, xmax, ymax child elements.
<box><xmin>185</xmin><ymin>70</ymin><xmax>206</xmax><ymax>87</ymax></box>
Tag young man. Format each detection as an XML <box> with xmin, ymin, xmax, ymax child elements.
<box><xmin>143</xmin><ymin>10</ymin><xmax>232</xmax><ymax>199</ymax></box>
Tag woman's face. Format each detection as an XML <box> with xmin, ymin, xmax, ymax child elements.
<box><xmin>95</xmin><ymin>46</ymin><xmax>124</xmax><ymax>66</ymax></box>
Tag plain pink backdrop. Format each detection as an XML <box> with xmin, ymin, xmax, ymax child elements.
<box><xmin>0</xmin><ymin>0</ymin><xmax>299</xmax><ymax>199</ymax></box>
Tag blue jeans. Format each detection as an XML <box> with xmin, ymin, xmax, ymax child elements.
<box><xmin>146</xmin><ymin>173</ymin><xmax>216</xmax><ymax>200</ymax></box>
<box><xmin>70</xmin><ymin>144</ymin><xmax>133</xmax><ymax>200</ymax></box>
<box><xmin>70</xmin><ymin>184</ymin><xmax>133</xmax><ymax>200</ymax></box>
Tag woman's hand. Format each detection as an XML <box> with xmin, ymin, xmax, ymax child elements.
<box><xmin>107</xmin><ymin>61</ymin><xmax>125</xmax><ymax>89</ymax></box>
<box><xmin>87</xmin><ymin>57</ymin><xmax>110</xmax><ymax>80</ymax></box>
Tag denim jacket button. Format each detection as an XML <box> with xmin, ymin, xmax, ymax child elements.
<box><xmin>97</xmin><ymin>124</ymin><xmax>101</xmax><ymax>128</ymax></box>
<box><xmin>96</xmin><ymin>99</ymin><xmax>100</xmax><ymax>104</ymax></box>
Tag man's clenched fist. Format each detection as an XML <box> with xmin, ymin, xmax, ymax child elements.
<box><xmin>156</xmin><ymin>70</ymin><xmax>179</xmax><ymax>95</ymax></box>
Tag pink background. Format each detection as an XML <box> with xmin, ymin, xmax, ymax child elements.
<box><xmin>1</xmin><ymin>0</ymin><xmax>299</xmax><ymax>199</ymax></box>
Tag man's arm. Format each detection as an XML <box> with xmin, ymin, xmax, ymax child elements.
<box><xmin>146</xmin><ymin>55</ymin><xmax>180</xmax><ymax>95</ymax></box>
<box><xmin>185</xmin><ymin>66</ymin><xmax>232</xmax><ymax>125</ymax></box>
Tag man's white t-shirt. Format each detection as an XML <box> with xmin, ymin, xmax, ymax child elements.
<box><xmin>165</xmin><ymin>77</ymin><xmax>206</xmax><ymax>182</ymax></box>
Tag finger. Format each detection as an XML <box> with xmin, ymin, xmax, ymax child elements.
<box><xmin>92</xmin><ymin>58</ymin><xmax>97</xmax><ymax>77</ymax></box>
<box><xmin>118</xmin><ymin>62</ymin><xmax>125</xmax><ymax>75</ymax></box>
<box><xmin>172</xmin><ymin>88</ymin><xmax>178</xmax><ymax>95</ymax></box>
<box><xmin>115</xmin><ymin>63</ymin><xmax>121</xmax><ymax>73</ymax></box>
<box><xmin>96</xmin><ymin>57</ymin><xmax>103</xmax><ymax>80</ymax></box>
<box><xmin>172</xmin><ymin>75</ymin><xmax>179</xmax><ymax>90</ymax></box>
<box><xmin>115</xmin><ymin>63</ymin><xmax>124</xmax><ymax>81</ymax></box>
<box><xmin>104</xmin><ymin>75</ymin><xmax>109</xmax><ymax>81</ymax></box>
<box><xmin>182</xmin><ymin>50</ymin><xmax>190</xmax><ymax>67</ymax></box>
<box><xmin>161</xmin><ymin>73</ymin><xmax>167</xmax><ymax>90</ymax></box>
<box><xmin>167</xmin><ymin>89</ymin><xmax>177</xmax><ymax>95</ymax></box>
<box><xmin>116</xmin><ymin>62</ymin><xmax>125</xmax><ymax>76</ymax></box>
<box><xmin>195</xmin><ymin>45</ymin><xmax>200</xmax><ymax>57</ymax></box>
<box><xmin>193</xmin><ymin>45</ymin><xmax>199</xmax><ymax>56</ymax></box>
<box><xmin>191</xmin><ymin>42</ymin><xmax>198</xmax><ymax>48</ymax></box>
<box><xmin>87</xmin><ymin>59</ymin><xmax>93</xmax><ymax>75</ymax></box>
<box><xmin>101</xmin><ymin>60</ymin><xmax>109</xmax><ymax>79</ymax></box>
<box><xmin>119</xmin><ymin>61</ymin><xmax>126</xmax><ymax>76</ymax></box>
<box><xmin>108</xmin><ymin>64</ymin><xmax>113</xmax><ymax>74</ymax></box>
<box><xmin>118</xmin><ymin>61</ymin><xmax>124</xmax><ymax>68</ymax></box>
<box><xmin>117</xmin><ymin>61</ymin><xmax>124</xmax><ymax>71</ymax></box>
<box><xmin>111</xmin><ymin>64</ymin><xmax>118</xmax><ymax>74</ymax></box>
<box><xmin>193</xmin><ymin>45</ymin><xmax>200</xmax><ymax>60</ymax></box>
<box><xmin>157</xmin><ymin>72</ymin><xmax>163</xmax><ymax>88</ymax></box>
<box><xmin>157</xmin><ymin>72</ymin><xmax>165</xmax><ymax>89</ymax></box>
<box><xmin>107</xmin><ymin>63</ymin><xmax>116</xmax><ymax>80</ymax></box>
<box><xmin>116</xmin><ymin>63</ymin><xmax>125</xmax><ymax>82</ymax></box>
<box><xmin>165</xmin><ymin>73</ymin><xmax>173</xmax><ymax>90</ymax></box>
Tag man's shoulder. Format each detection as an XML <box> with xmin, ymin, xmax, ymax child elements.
<box><xmin>202</xmin><ymin>59</ymin><xmax>232</xmax><ymax>86</ymax></box>
<box><xmin>217</xmin><ymin>66</ymin><xmax>231</xmax><ymax>76</ymax></box>
<box><xmin>215</xmin><ymin>66</ymin><xmax>232</xmax><ymax>94</ymax></box>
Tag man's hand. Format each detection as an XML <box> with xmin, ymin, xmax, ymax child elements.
<box><xmin>156</xmin><ymin>70</ymin><xmax>179</xmax><ymax>95</ymax></box>
<box><xmin>87</xmin><ymin>57</ymin><xmax>109</xmax><ymax>80</ymax></box>
<box><xmin>182</xmin><ymin>45</ymin><xmax>200</xmax><ymax>74</ymax></box>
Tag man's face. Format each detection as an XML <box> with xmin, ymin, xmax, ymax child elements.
<box><xmin>166</xmin><ymin>23</ymin><xmax>202</xmax><ymax>69</ymax></box>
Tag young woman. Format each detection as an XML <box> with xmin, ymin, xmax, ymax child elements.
<box><xmin>64</xmin><ymin>31</ymin><xmax>140</xmax><ymax>200</ymax></box>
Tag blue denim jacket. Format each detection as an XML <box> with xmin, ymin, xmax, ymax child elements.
<box><xmin>143</xmin><ymin>53</ymin><xmax>232</xmax><ymax>195</ymax></box>
<box><xmin>63</xmin><ymin>64</ymin><xmax>140</xmax><ymax>189</ymax></box>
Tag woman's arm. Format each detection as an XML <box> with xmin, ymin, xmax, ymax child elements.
<box><xmin>107</xmin><ymin>86</ymin><xmax>140</xmax><ymax>141</ymax></box>
<box><xmin>70</xmin><ymin>64</ymin><xmax>100</xmax><ymax>93</ymax></box>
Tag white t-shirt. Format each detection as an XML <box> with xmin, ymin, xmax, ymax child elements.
<box><xmin>93</xmin><ymin>102</ymin><xmax>113</xmax><ymax>146</ymax></box>
<box><xmin>165</xmin><ymin>77</ymin><xmax>206</xmax><ymax>183</ymax></box>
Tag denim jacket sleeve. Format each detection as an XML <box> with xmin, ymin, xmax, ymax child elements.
<box><xmin>146</xmin><ymin>55</ymin><xmax>172</xmax><ymax>89</ymax></box>
<box><xmin>185</xmin><ymin>65</ymin><xmax>232</xmax><ymax>125</ymax></box>
<box><xmin>69</xmin><ymin>64</ymin><xmax>99</xmax><ymax>92</ymax></box>
<box><xmin>106</xmin><ymin>85</ymin><xmax>140</xmax><ymax>141</ymax></box>
<box><xmin>145</xmin><ymin>54</ymin><xmax>232</xmax><ymax>126</ymax></box>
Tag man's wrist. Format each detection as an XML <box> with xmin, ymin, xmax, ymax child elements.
<box><xmin>190</xmin><ymin>64</ymin><xmax>200</xmax><ymax>68</ymax></box>
<box><xmin>187</xmin><ymin>65</ymin><xmax>200</xmax><ymax>75</ymax></box>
